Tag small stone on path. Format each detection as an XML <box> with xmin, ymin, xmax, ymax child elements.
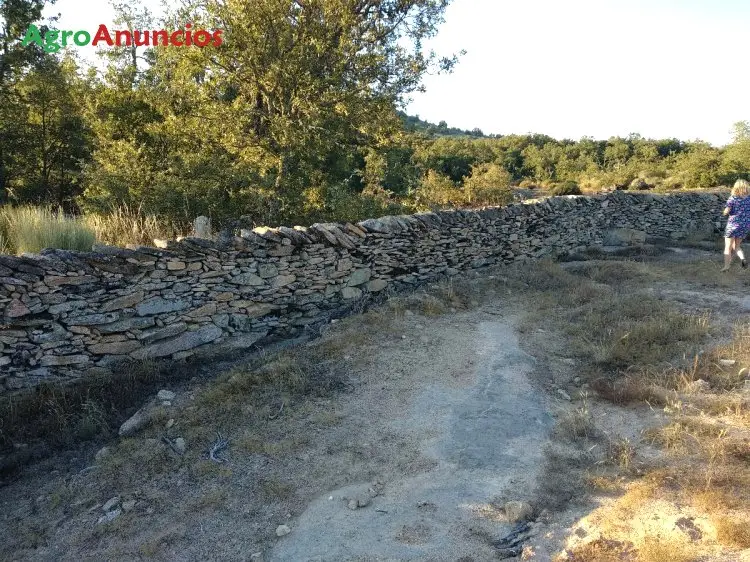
<box><xmin>102</xmin><ymin>497</ymin><xmax>120</xmax><ymax>512</ymax></box>
<box><xmin>157</xmin><ymin>389</ymin><xmax>176</xmax><ymax>401</ymax></box>
<box><xmin>118</xmin><ymin>408</ymin><xmax>149</xmax><ymax>437</ymax></box>
<box><xmin>276</xmin><ymin>524</ymin><xmax>291</xmax><ymax>537</ymax></box>
<box><xmin>95</xmin><ymin>446</ymin><xmax>110</xmax><ymax>461</ymax></box>
<box><xmin>346</xmin><ymin>492</ymin><xmax>372</xmax><ymax>510</ymax></box>
<box><xmin>97</xmin><ymin>509</ymin><xmax>121</xmax><ymax>525</ymax></box>
<box><xmin>505</xmin><ymin>501</ymin><xmax>533</xmax><ymax>523</ymax></box>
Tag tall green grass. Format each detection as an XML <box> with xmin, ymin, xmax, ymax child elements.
<box><xmin>0</xmin><ymin>205</ymin><xmax>188</xmax><ymax>255</ymax></box>
<box><xmin>0</xmin><ymin>206</ymin><xmax>96</xmax><ymax>255</ymax></box>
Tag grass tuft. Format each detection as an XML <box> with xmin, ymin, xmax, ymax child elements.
<box><xmin>0</xmin><ymin>205</ymin><xmax>95</xmax><ymax>254</ymax></box>
<box><xmin>83</xmin><ymin>205</ymin><xmax>184</xmax><ymax>247</ymax></box>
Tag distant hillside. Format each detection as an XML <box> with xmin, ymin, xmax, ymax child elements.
<box><xmin>399</xmin><ymin>112</ymin><xmax>488</xmax><ymax>138</ymax></box>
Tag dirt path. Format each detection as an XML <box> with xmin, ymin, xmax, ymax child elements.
<box><xmin>0</xmin><ymin>290</ymin><xmax>568</xmax><ymax>561</ymax></box>
<box><xmin>270</xmin><ymin>319</ymin><xmax>553</xmax><ymax>561</ymax></box>
<box><xmin>4</xmin><ymin>246</ymin><xmax>748</xmax><ymax>561</ymax></box>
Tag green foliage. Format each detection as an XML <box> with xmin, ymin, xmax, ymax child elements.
<box><xmin>301</xmin><ymin>183</ymin><xmax>410</xmax><ymax>225</ymax></box>
<box><xmin>413</xmin><ymin>170</ymin><xmax>462</xmax><ymax>210</ymax></box>
<box><xmin>1</xmin><ymin>1</ymin><xmax>90</xmax><ymax>207</ymax></box>
<box><xmin>672</xmin><ymin>143</ymin><xmax>723</xmax><ymax>189</ymax></box>
<box><xmin>0</xmin><ymin>0</ymin><xmax>746</xmax><ymax>237</ymax></box>
<box><xmin>462</xmin><ymin>163</ymin><xmax>513</xmax><ymax>206</ymax></box>
<box><xmin>399</xmin><ymin>112</ymin><xmax>485</xmax><ymax>138</ymax></box>
<box><xmin>550</xmin><ymin>181</ymin><xmax>582</xmax><ymax>196</ymax></box>
<box><xmin>0</xmin><ymin>206</ymin><xmax>95</xmax><ymax>254</ymax></box>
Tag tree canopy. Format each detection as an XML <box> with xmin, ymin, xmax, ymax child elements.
<box><xmin>0</xmin><ymin>0</ymin><xmax>747</xmax><ymax>230</ymax></box>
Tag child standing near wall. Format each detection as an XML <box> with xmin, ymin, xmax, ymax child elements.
<box><xmin>722</xmin><ymin>179</ymin><xmax>750</xmax><ymax>271</ymax></box>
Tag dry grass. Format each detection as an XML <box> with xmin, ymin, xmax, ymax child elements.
<box><xmin>0</xmin><ymin>360</ymin><xmax>173</xmax><ymax>457</ymax></box>
<box><xmin>537</xmin><ymin>443</ymin><xmax>594</xmax><ymax>510</ymax></box>
<box><xmin>660</xmin><ymin>259</ymin><xmax>739</xmax><ymax>288</ymax></box>
<box><xmin>644</xmin><ymin>417</ymin><xmax>726</xmax><ymax>455</ymax></box>
<box><xmin>0</xmin><ymin>205</ymin><xmax>96</xmax><ymax>254</ymax></box>
<box><xmin>259</xmin><ymin>477</ymin><xmax>296</xmax><ymax>500</ymax></box>
<box><xmin>713</xmin><ymin>515</ymin><xmax>750</xmax><ymax>548</ymax></box>
<box><xmin>563</xmin><ymin>324</ymin><xmax>750</xmax><ymax>560</ymax></box>
<box><xmin>73</xmin><ymin>340</ymin><xmax>349</xmax><ymax>502</ymax></box>
<box><xmin>506</xmin><ymin>256</ymin><xmax>750</xmax><ymax>560</ymax></box>
<box><xmin>84</xmin><ymin>206</ymin><xmax>185</xmax><ymax>247</ymax></box>
<box><xmin>606</xmin><ymin>437</ymin><xmax>636</xmax><ymax>470</ymax></box>
<box><xmin>187</xmin><ymin>488</ymin><xmax>229</xmax><ymax>512</ymax></box>
<box><xmin>565</xmin><ymin>297</ymin><xmax>709</xmax><ymax>371</ymax></box>
<box><xmin>97</xmin><ymin>437</ymin><xmax>176</xmax><ymax>489</ymax></box>
<box><xmin>0</xmin><ymin>204</ymin><xmax>188</xmax><ymax>255</ymax></box>
<box><xmin>636</xmin><ymin>535</ymin><xmax>695</xmax><ymax>562</ymax></box>
<box><xmin>554</xmin><ymin>398</ymin><xmax>596</xmax><ymax>443</ymax></box>
<box><xmin>560</xmin><ymin>533</ymin><xmax>696</xmax><ymax>562</ymax></box>
<box><xmin>137</xmin><ymin>525</ymin><xmax>186</xmax><ymax>558</ymax></box>
<box><xmin>518</xmin><ymin>262</ymin><xmax>710</xmax><ymax>374</ymax></box>
<box><xmin>563</xmin><ymin>260</ymin><xmax>663</xmax><ymax>286</ymax></box>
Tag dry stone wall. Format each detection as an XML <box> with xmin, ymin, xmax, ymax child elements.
<box><xmin>0</xmin><ymin>192</ymin><xmax>724</xmax><ymax>394</ymax></box>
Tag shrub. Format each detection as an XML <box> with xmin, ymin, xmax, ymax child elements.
<box><xmin>627</xmin><ymin>178</ymin><xmax>653</xmax><ymax>191</ymax></box>
<box><xmin>413</xmin><ymin>170</ymin><xmax>462</xmax><ymax>210</ymax></box>
<box><xmin>550</xmin><ymin>181</ymin><xmax>582</xmax><ymax>196</ymax></box>
<box><xmin>0</xmin><ymin>206</ymin><xmax>96</xmax><ymax>255</ymax></box>
<box><xmin>301</xmin><ymin>183</ymin><xmax>410</xmax><ymax>224</ymax></box>
<box><xmin>462</xmin><ymin>163</ymin><xmax>514</xmax><ymax>207</ymax></box>
<box><xmin>577</xmin><ymin>175</ymin><xmax>605</xmax><ymax>192</ymax></box>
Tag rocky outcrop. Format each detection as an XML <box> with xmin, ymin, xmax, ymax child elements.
<box><xmin>0</xmin><ymin>192</ymin><xmax>725</xmax><ymax>393</ymax></box>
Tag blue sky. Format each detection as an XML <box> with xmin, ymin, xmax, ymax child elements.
<box><xmin>44</xmin><ymin>0</ymin><xmax>750</xmax><ymax>146</ymax></box>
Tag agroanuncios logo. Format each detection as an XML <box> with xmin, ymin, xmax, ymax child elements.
<box><xmin>21</xmin><ymin>23</ymin><xmax>223</xmax><ymax>53</ymax></box>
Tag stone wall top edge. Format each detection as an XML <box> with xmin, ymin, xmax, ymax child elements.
<box><xmin>0</xmin><ymin>192</ymin><xmax>727</xmax><ymax>274</ymax></box>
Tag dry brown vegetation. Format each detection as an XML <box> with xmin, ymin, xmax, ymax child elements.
<box><xmin>0</xmin><ymin>360</ymin><xmax>176</xmax><ymax>475</ymax></box>
<box><xmin>515</xmin><ymin>254</ymin><xmax>750</xmax><ymax>561</ymax></box>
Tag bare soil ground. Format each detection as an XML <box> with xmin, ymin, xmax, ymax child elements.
<box><xmin>2</xmin><ymin>244</ymin><xmax>750</xmax><ymax>561</ymax></box>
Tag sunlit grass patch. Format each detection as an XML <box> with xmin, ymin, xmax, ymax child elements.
<box><xmin>0</xmin><ymin>205</ymin><xmax>95</xmax><ymax>254</ymax></box>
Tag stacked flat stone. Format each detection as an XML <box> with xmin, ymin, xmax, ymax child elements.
<box><xmin>0</xmin><ymin>192</ymin><xmax>723</xmax><ymax>393</ymax></box>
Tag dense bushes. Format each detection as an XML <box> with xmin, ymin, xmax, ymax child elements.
<box><xmin>550</xmin><ymin>181</ymin><xmax>582</xmax><ymax>196</ymax></box>
<box><xmin>463</xmin><ymin>163</ymin><xmax>514</xmax><ymax>206</ymax></box>
<box><xmin>4</xmin><ymin>1</ymin><xmax>749</xmax><ymax>235</ymax></box>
